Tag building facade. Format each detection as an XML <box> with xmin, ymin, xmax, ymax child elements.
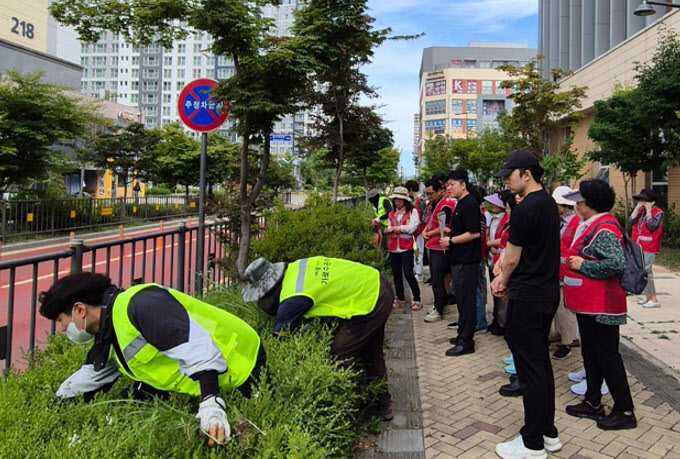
<box><xmin>417</xmin><ymin>43</ymin><xmax>537</xmax><ymax>166</ymax></box>
<box><xmin>0</xmin><ymin>0</ymin><xmax>81</xmax><ymax>88</ymax></box>
<box><xmin>542</xmin><ymin>1</ymin><xmax>678</xmax><ymax>208</ymax></box>
<box><xmin>79</xmin><ymin>1</ymin><xmax>311</xmax><ymax>159</ymax></box>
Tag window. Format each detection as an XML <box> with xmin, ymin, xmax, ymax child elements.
<box><xmin>218</xmin><ymin>56</ymin><xmax>229</xmax><ymax>65</ymax></box>
<box><xmin>479</xmin><ymin>60</ymin><xmax>491</xmax><ymax>68</ymax></box>
<box><xmin>96</xmin><ymin>44</ymin><xmax>107</xmax><ymax>53</ymax></box>
<box><xmin>482</xmin><ymin>100</ymin><xmax>505</xmax><ymax>116</ymax></box>
<box><xmin>177</xmin><ymin>44</ymin><xmax>186</xmax><ymax>53</ymax></box>
<box><xmin>192</xmin><ymin>69</ymin><xmax>202</xmax><ymax>78</ymax></box>
<box><xmin>131</xmin><ymin>69</ymin><xmax>139</xmax><ymax>78</ymax></box>
<box><xmin>109</xmin><ymin>81</ymin><xmax>118</xmax><ymax>90</ymax></box>
<box><xmin>132</xmin><ymin>56</ymin><xmax>140</xmax><ymax>66</ymax></box>
<box><xmin>177</xmin><ymin>57</ymin><xmax>186</xmax><ymax>66</ymax></box>
<box><xmin>110</xmin><ymin>69</ymin><xmax>119</xmax><ymax>78</ymax></box>
<box><xmin>463</xmin><ymin>60</ymin><xmax>476</xmax><ymax>68</ymax></box>
<box><xmin>145</xmin><ymin>44</ymin><xmax>159</xmax><ymax>53</ymax></box>
<box><xmin>497</xmin><ymin>81</ymin><xmax>505</xmax><ymax>93</ymax></box>
<box><xmin>193</xmin><ymin>56</ymin><xmax>202</xmax><ymax>66</ymax></box>
<box><xmin>466</xmin><ymin>119</ymin><xmax>476</xmax><ymax>133</ymax></box>
<box><xmin>94</xmin><ymin>81</ymin><xmax>105</xmax><ymax>90</ymax></box>
<box><xmin>145</xmin><ymin>94</ymin><xmax>157</xmax><ymax>103</ymax></box>
<box><xmin>144</xmin><ymin>106</ymin><xmax>157</xmax><ymax>116</ymax></box>
<box><xmin>451</xmin><ymin>99</ymin><xmax>463</xmax><ymax>115</ymax></box>
<box><xmin>145</xmin><ymin>118</ymin><xmax>157</xmax><ymax>128</ymax></box>
<box><xmin>142</xmin><ymin>81</ymin><xmax>159</xmax><ymax>91</ymax></box>
<box><xmin>94</xmin><ymin>68</ymin><xmax>105</xmax><ymax>78</ymax></box>
<box><xmin>131</xmin><ymin>94</ymin><xmax>138</xmax><ymax>103</ymax></box>
<box><xmin>163</xmin><ymin>81</ymin><xmax>171</xmax><ymax>91</ymax></box>
<box><xmin>177</xmin><ymin>81</ymin><xmax>185</xmax><ymax>91</ymax></box>
<box><xmin>80</xmin><ymin>57</ymin><xmax>89</xmax><ymax>66</ymax></box>
<box><xmin>82</xmin><ymin>69</ymin><xmax>89</xmax><ymax>78</ymax></box>
<box><xmin>163</xmin><ymin>69</ymin><xmax>172</xmax><ymax>78</ymax></box>
<box><xmin>194</xmin><ymin>44</ymin><xmax>202</xmax><ymax>53</ymax></box>
<box><xmin>144</xmin><ymin>56</ymin><xmax>159</xmax><ymax>66</ymax></box>
<box><xmin>112</xmin><ymin>44</ymin><xmax>119</xmax><ymax>53</ymax></box>
<box><xmin>163</xmin><ymin>94</ymin><xmax>172</xmax><ymax>103</ymax></box>
<box><xmin>177</xmin><ymin>69</ymin><xmax>186</xmax><ymax>78</ymax></box>
<box><xmin>111</xmin><ymin>56</ymin><xmax>118</xmax><ymax>65</ymax></box>
<box><xmin>162</xmin><ymin>106</ymin><xmax>171</xmax><ymax>116</ymax></box>
<box><xmin>131</xmin><ymin>81</ymin><xmax>139</xmax><ymax>90</ymax></box>
<box><xmin>466</xmin><ymin>99</ymin><xmax>477</xmax><ymax>115</ymax></box>
<box><xmin>164</xmin><ymin>56</ymin><xmax>173</xmax><ymax>66</ymax></box>
<box><xmin>81</xmin><ymin>44</ymin><xmax>88</xmax><ymax>53</ymax></box>
<box><xmin>466</xmin><ymin>80</ymin><xmax>478</xmax><ymax>94</ymax></box>
<box><xmin>451</xmin><ymin>119</ymin><xmax>463</xmax><ymax>132</ymax></box>
<box><xmin>94</xmin><ymin>56</ymin><xmax>106</xmax><ymax>66</ymax></box>
<box><xmin>425</xmin><ymin>99</ymin><xmax>446</xmax><ymax>115</ymax></box>
<box><xmin>482</xmin><ymin>80</ymin><xmax>493</xmax><ymax>94</ymax></box>
<box><xmin>81</xmin><ymin>81</ymin><xmax>88</xmax><ymax>91</ymax></box>
<box><xmin>206</xmin><ymin>56</ymin><xmax>215</xmax><ymax>67</ymax></box>
<box><xmin>424</xmin><ymin>119</ymin><xmax>446</xmax><ymax>132</ymax></box>
<box><xmin>193</xmin><ymin>31</ymin><xmax>203</xmax><ymax>40</ymax></box>
<box><xmin>596</xmin><ymin>162</ymin><xmax>610</xmax><ymax>183</ymax></box>
<box><xmin>425</xmin><ymin>80</ymin><xmax>446</xmax><ymax>96</ymax></box>
<box><xmin>143</xmin><ymin>68</ymin><xmax>158</xmax><ymax>78</ymax></box>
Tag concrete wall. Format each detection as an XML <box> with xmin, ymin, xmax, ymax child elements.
<box><xmin>0</xmin><ymin>38</ymin><xmax>81</xmax><ymax>88</ymax></box>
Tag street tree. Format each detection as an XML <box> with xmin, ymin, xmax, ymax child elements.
<box><xmin>292</xmin><ymin>0</ymin><xmax>403</xmax><ymax>201</ymax></box>
<box><xmin>50</xmin><ymin>0</ymin><xmax>316</xmax><ymax>278</ymax></box>
<box><xmin>0</xmin><ymin>71</ymin><xmax>102</xmax><ymax>194</ymax></box>
<box><xmin>498</xmin><ymin>58</ymin><xmax>587</xmax><ymax>186</ymax></box>
<box><xmin>93</xmin><ymin>122</ymin><xmax>161</xmax><ymax>198</ymax></box>
<box><xmin>588</xmin><ymin>87</ymin><xmax>665</xmax><ymax>227</ymax></box>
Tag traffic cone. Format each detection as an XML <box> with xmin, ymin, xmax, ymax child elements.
<box><xmin>119</xmin><ymin>225</ymin><xmax>124</xmax><ymax>239</ymax></box>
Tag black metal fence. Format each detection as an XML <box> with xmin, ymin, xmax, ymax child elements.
<box><xmin>1</xmin><ymin>195</ymin><xmax>200</xmax><ymax>242</ymax></box>
<box><xmin>0</xmin><ymin>219</ymin><xmax>260</xmax><ymax>371</ymax></box>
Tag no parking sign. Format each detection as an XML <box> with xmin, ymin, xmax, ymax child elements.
<box><xmin>177</xmin><ymin>79</ymin><xmax>229</xmax><ymax>132</ymax></box>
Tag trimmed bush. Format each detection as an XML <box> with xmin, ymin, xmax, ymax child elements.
<box><xmin>252</xmin><ymin>194</ymin><xmax>382</xmax><ymax>267</ymax></box>
<box><xmin>0</xmin><ymin>288</ymin><xmax>371</xmax><ymax>458</ymax></box>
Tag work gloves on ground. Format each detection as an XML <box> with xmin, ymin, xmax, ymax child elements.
<box><xmin>196</xmin><ymin>395</ymin><xmax>231</xmax><ymax>446</ymax></box>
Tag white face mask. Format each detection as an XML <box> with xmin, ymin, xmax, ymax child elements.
<box><xmin>66</xmin><ymin>317</ymin><xmax>94</xmax><ymax>345</ymax></box>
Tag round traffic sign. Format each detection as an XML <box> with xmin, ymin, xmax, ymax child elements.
<box><xmin>177</xmin><ymin>79</ymin><xmax>229</xmax><ymax>132</ymax></box>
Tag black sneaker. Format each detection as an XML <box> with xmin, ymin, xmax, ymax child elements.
<box><xmin>597</xmin><ymin>411</ymin><xmax>637</xmax><ymax>430</ymax></box>
<box><xmin>447</xmin><ymin>321</ymin><xmax>458</xmax><ymax>329</ymax></box>
<box><xmin>424</xmin><ymin>278</ymin><xmax>432</xmax><ymax>285</ymax></box>
<box><xmin>566</xmin><ymin>400</ymin><xmax>605</xmax><ymax>420</ymax></box>
<box><xmin>488</xmin><ymin>323</ymin><xmax>505</xmax><ymax>336</ymax></box>
<box><xmin>552</xmin><ymin>345</ymin><xmax>571</xmax><ymax>360</ymax></box>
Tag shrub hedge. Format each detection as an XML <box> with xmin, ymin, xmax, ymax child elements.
<box><xmin>252</xmin><ymin>194</ymin><xmax>382</xmax><ymax>268</ymax></box>
<box><xmin>0</xmin><ymin>289</ymin><xmax>372</xmax><ymax>458</ymax></box>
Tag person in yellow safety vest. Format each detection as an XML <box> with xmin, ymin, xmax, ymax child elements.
<box><xmin>241</xmin><ymin>256</ymin><xmax>396</xmax><ymax>421</ymax></box>
<box><xmin>367</xmin><ymin>189</ymin><xmax>393</xmax><ymax>248</ymax></box>
<box><xmin>39</xmin><ymin>272</ymin><xmax>264</xmax><ymax>447</ymax></box>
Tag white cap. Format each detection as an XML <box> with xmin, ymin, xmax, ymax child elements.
<box><xmin>552</xmin><ymin>186</ymin><xmax>576</xmax><ymax>206</ymax></box>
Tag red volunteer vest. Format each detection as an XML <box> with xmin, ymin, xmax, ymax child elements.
<box><xmin>388</xmin><ymin>210</ymin><xmax>415</xmax><ymax>252</ymax></box>
<box><xmin>413</xmin><ymin>196</ymin><xmax>426</xmax><ymax>237</ymax></box>
<box><xmin>425</xmin><ymin>197</ymin><xmax>456</xmax><ymax>251</ymax></box>
<box><xmin>632</xmin><ymin>207</ymin><xmax>663</xmax><ymax>254</ymax></box>
<box><xmin>491</xmin><ymin>214</ymin><xmax>509</xmax><ymax>265</ymax></box>
<box><xmin>563</xmin><ymin>214</ymin><xmax>627</xmax><ymax>316</ymax></box>
<box><xmin>559</xmin><ymin>214</ymin><xmax>580</xmax><ymax>280</ymax></box>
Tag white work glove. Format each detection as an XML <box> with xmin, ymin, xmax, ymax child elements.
<box><xmin>196</xmin><ymin>395</ymin><xmax>231</xmax><ymax>446</ymax></box>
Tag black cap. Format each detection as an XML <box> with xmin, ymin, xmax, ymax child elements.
<box><xmin>632</xmin><ymin>189</ymin><xmax>655</xmax><ymax>202</ymax></box>
<box><xmin>494</xmin><ymin>150</ymin><xmax>541</xmax><ymax>178</ymax></box>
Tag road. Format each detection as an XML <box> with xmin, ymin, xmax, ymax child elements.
<box><xmin>0</xmin><ymin>222</ymin><xmax>231</xmax><ymax>370</ymax></box>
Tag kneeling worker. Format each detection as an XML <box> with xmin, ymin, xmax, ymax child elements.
<box><xmin>241</xmin><ymin>256</ymin><xmax>395</xmax><ymax>420</ymax></box>
<box><xmin>39</xmin><ymin>272</ymin><xmax>265</xmax><ymax>446</ymax></box>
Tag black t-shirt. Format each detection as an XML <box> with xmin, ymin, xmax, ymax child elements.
<box><xmin>507</xmin><ymin>189</ymin><xmax>560</xmax><ymax>301</ymax></box>
<box><xmin>448</xmin><ymin>193</ymin><xmax>482</xmax><ymax>265</ymax></box>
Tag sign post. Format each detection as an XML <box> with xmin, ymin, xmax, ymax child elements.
<box><xmin>178</xmin><ymin>79</ymin><xmax>229</xmax><ymax>293</ymax></box>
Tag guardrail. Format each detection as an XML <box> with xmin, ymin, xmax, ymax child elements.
<box><xmin>0</xmin><ymin>195</ymin><xmax>201</xmax><ymax>243</ymax></box>
<box><xmin>0</xmin><ymin>219</ymin><xmax>257</xmax><ymax>371</ymax></box>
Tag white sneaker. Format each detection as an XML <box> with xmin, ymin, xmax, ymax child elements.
<box><xmin>642</xmin><ymin>300</ymin><xmax>661</xmax><ymax>308</ymax></box>
<box><xmin>424</xmin><ymin>307</ymin><xmax>443</xmax><ymax>323</ymax></box>
<box><xmin>543</xmin><ymin>435</ymin><xmax>562</xmax><ymax>452</ymax></box>
<box><xmin>637</xmin><ymin>297</ymin><xmax>648</xmax><ymax>305</ymax></box>
<box><xmin>415</xmin><ymin>273</ymin><xmax>424</xmax><ymax>283</ymax></box>
<box><xmin>496</xmin><ymin>435</ymin><xmax>547</xmax><ymax>459</ymax></box>
<box><xmin>568</xmin><ymin>369</ymin><xmax>586</xmax><ymax>383</ymax></box>
<box><xmin>570</xmin><ymin>379</ymin><xmax>609</xmax><ymax>396</ymax></box>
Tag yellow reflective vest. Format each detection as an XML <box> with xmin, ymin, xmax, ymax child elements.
<box><xmin>280</xmin><ymin>257</ymin><xmax>380</xmax><ymax>319</ymax></box>
<box><xmin>110</xmin><ymin>284</ymin><xmax>260</xmax><ymax>395</ymax></box>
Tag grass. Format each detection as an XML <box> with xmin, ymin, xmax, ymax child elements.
<box><xmin>0</xmin><ymin>287</ymin><xmax>380</xmax><ymax>459</ymax></box>
<box><xmin>656</xmin><ymin>246</ymin><xmax>680</xmax><ymax>272</ymax></box>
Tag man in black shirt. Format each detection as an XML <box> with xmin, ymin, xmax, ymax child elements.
<box><xmin>491</xmin><ymin>151</ymin><xmax>561</xmax><ymax>458</ymax></box>
<box><xmin>440</xmin><ymin>170</ymin><xmax>481</xmax><ymax>356</ymax></box>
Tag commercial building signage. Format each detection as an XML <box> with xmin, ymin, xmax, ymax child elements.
<box><xmin>0</xmin><ymin>0</ymin><xmax>48</xmax><ymax>53</ymax></box>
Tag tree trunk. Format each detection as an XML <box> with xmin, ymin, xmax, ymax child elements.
<box><xmin>363</xmin><ymin>166</ymin><xmax>369</xmax><ymax>193</ymax></box>
<box><xmin>185</xmin><ymin>185</ymin><xmax>189</xmax><ymax>197</ymax></box>
<box><xmin>623</xmin><ymin>174</ymin><xmax>631</xmax><ymax>234</ymax></box>
<box><xmin>80</xmin><ymin>167</ymin><xmax>85</xmax><ymax>196</ymax></box>
<box><xmin>236</xmin><ymin>115</ymin><xmax>252</xmax><ymax>280</ymax></box>
<box><xmin>332</xmin><ymin>115</ymin><xmax>344</xmax><ymax>203</ymax></box>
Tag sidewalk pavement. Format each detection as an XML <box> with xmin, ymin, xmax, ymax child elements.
<box><xmin>410</xmin><ymin>264</ymin><xmax>680</xmax><ymax>459</ymax></box>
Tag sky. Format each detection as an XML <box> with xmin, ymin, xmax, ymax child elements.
<box><xmin>364</xmin><ymin>0</ymin><xmax>539</xmax><ymax>178</ymax></box>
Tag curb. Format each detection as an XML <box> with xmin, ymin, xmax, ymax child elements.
<box><xmin>365</xmin><ymin>301</ymin><xmax>426</xmax><ymax>458</ymax></box>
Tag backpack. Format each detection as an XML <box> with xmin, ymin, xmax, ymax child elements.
<box><xmin>583</xmin><ymin>219</ymin><xmax>648</xmax><ymax>295</ymax></box>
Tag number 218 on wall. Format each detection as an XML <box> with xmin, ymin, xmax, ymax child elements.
<box><xmin>11</xmin><ymin>17</ymin><xmax>35</xmax><ymax>39</ymax></box>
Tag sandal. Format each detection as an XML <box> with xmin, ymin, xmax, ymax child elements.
<box><xmin>392</xmin><ymin>299</ymin><xmax>405</xmax><ymax>309</ymax></box>
<box><xmin>411</xmin><ymin>301</ymin><xmax>423</xmax><ymax>311</ymax></box>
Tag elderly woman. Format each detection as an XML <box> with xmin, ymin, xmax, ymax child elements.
<box><xmin>562</xmin><ymin>179</ymin><xmax>636</xmax><ymax>431</ymax></box>
<box><xmin>386</xmin><ymin>186</ymin><xmax>422</xmax><ymax>311</ymax></box>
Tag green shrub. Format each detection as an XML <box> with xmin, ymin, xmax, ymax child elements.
<box><xmin>0</xmin><ymin>288</ymin><xmax>371</xmax><ymax>458</ymax></box>
<box><xmin>146</xmin><ymin>186</ymin><xmax>174</xmax><ymax>195</ymax></box>
<box><xmin>252</xmin><ymin>194</ymin><xmax>382</xmax><ymax>267</ymax></box>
